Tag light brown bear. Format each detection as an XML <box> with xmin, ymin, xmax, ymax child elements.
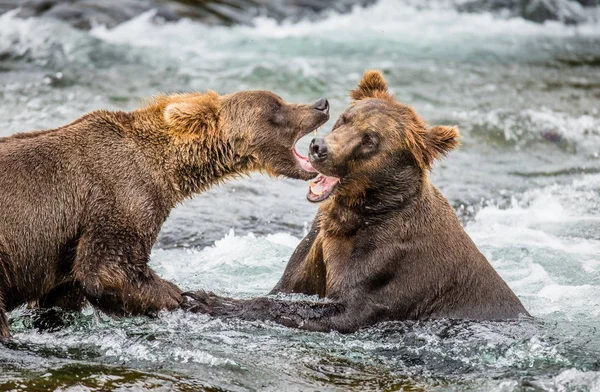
<box><xmin>0</xmin><ymin>90</ymin><xmax>329</xmax><ymax>338</ymax></box>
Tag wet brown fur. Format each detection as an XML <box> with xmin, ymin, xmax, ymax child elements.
<box><xmin>0</xmin><ymin>90</ymin><xmax>328</xmax><ymax>338</ymax></box>
<box><xmin>183</xmin><ymin>71</ymin><xmax>529</xmax><ymax>332</ymax></box>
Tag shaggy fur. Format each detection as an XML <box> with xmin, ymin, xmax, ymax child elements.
<box><xmin>0</xmin><ymin>90</ymin><xmax>329</xmax><ymax>338</ymax></box>
<box><xmin>183</xmin><ymin>71</ymin><xmax>529</xmax><ymax>332</ymax></box>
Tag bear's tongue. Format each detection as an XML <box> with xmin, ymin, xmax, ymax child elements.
<box><xmin>307</xmin><ymin>174</ymin><xmax>340</xmax><ymax>203</ymax></box>
<box><xmin>293</xmin><ymin>145</ymin><xmax>317</xmax><ymax>173</ymax></box>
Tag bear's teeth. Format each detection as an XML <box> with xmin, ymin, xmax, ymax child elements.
<box><xmin>309</xmin><ymin>181</ymin><xmax>324</xmax><ymax>196</ymax></box>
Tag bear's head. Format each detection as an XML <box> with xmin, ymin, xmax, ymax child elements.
<box><xmin>306</xmin><ymin>70</ymin><xmax>458</xmax><ymax>203</ymax></box>
<box><xmin>164</xmin><ymin>90</ymin><xmax>330</xmax><ymax>181</ymax></box>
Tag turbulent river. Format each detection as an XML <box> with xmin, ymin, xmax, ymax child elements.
<box><xmin>1</xmin><ymin>0</ymin><xmax>600</xmax><ymax>390</ymax></box>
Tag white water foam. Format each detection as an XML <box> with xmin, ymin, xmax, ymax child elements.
<box><xmin>467</xmin><ymin>174</ymin><xmax>600</xmax><ymax>320</ymax></box>
<box><xmin>244</xmin><ymin>0</ymin><xmax>600</xmax><ymax>39</ymax></box>
<box><xmin>486</xmin><ymin>368</ymin><xmax>600</xmax><ymax>391</ymax></box>
<box><xmin>87</xmin><ymin>0</ymin><xmax>600</xmax><ymax>62</ymax></box>
<box><xmin>150</xmin><ymin>229</ymin><xmax>300</xmax><ymax>296</ymax></box>
<box><xmin>0</xmin><ymin>10</ymin><xmax>97</xmax><ymax>66</ymax></box>
<box><xmin>455</xmin><ymin>108</ymin><xmax>600</xmax><ymax>149</ymax></box>
<box><xmin>544</xmin><ymin>368</ymin><xmax>600</xmax><ymax>391</ymax></box>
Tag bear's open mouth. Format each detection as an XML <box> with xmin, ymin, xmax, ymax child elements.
<box><xmin>292</xmin><ymin>130</ymin><xmax>319</xmax><ymax>174</ymax></box>
<box><xmin>307</xmin><ymin>173</ymin><xmax>340</xmax><ymax>203</ymax></box>
<box><xmin>292</xmin><ymin>143</ymin><xmax>317</xmax><ymax>173</ymax></box>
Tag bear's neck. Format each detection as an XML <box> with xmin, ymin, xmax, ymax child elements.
<box><xmin>127</xmin><ymin>109</ymin><xmax>258</xmax><ymax>204</ymax></box>
<box><xmin>167</xmin><ymin>136</ymin><xmax>258</xmax><ymax>200</ymax></box>
<box><xmin>318</xmin><ymin>168</ymin><xmax>428</xmax><ymax>237</ymax></box>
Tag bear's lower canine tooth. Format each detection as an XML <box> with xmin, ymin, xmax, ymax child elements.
<box><xmin>309</xmin><ymin>181</ymin><xmax>323</xmax><ymax>196</ymax></box>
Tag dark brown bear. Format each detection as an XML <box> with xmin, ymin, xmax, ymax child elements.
<box><xmin>0</xmin><ymin>90</ymin><xmax>330</xmax><ymax>338</ymax></box>
<box><xmin>183</xmin><ymin>71</ymin><xmax>530</xmax><ymax>332</ymax></box>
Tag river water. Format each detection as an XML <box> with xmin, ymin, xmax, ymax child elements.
<box><xmin>1</xmin><ymin>1</ymin><xmax>599</xmax><ymax>390</ymax></box>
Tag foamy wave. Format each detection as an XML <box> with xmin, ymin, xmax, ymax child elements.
<box><xmin>484</xmin><ymin>368</ymin><xmax>600</xmax><ymax>391</ymax></box>
<box><xmin>0</xmin><ymin>10</ymin><xmax>61</xmax><ymax>64</ymax></box>
<box><xmin>468</xmin><ymin>173</ymin><xmax>600</xmax><ymax>243</ymax></box>
<box><xmin>545</xmin><ymin>368</ymin><xmax>600</xmax><ymax>391</ymax></box>
<box><xmin>0</xmin><ymin>10</ymin><xmax>96</xmax><ymax>67</ymax></box>
<box><xmin>455</xmin><ymin>108</ymin><xmax>600</xmax><ymax>149</ymax></box>
<box><xmin>467</xmin><ymin>174</ymin><xmax>600</xmax><ymax>260</ymax></box>
<box><xmin>87</xmin><ymin>0</ymin><xmax>600</xmax><ymax>63</ymax></box>
<box><xmin>245</xmin><ymin>0</ymin><xmax>600</xmax><ymax>39</ymax></box>
<box><xmin>150</xmin><ymin>229</ymin><xmax>300</xmax><ymax>296</ymax></box>
<box><xmin>467</xmin><ymin>174</ymin><xmax>600</xmax><ymax>319</ymax></box>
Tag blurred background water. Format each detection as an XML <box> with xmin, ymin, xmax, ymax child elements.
<box><xmin>0</xmin><ymin>0</ymin><xmax>599</xmax><ymax>390</ymax></box>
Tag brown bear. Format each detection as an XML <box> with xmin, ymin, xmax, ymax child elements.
<box><xmin>0</xmin><ymin>90</ymin><xmax>330</xmax><ymax>338</ymax></box>
<box><xmin>183</xmin><ymin>71</ymin><xmax>530</xmax><ymax>332</ymax></box>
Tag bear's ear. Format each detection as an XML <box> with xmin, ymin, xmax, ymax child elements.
<box><xmin>350</xmin><ymin>70</ymin><xmax>393</xmax><ymax>102</ymax></box>
<box><xmin>164</xmin><ymin>92</ymin><xmax>219</xmax><ymax>136</ymax></box>
<box><xmin>422</xmin><ymin>125</ymin><xmax>459</xmax><ymax>168</ymax></box>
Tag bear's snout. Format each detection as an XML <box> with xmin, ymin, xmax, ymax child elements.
<box><xmin>309</xmin><ymin>137</ymin><xmax>328</xmax><ymax>163</ymax></box>
<box><xmin>312</xmin><ymin>98</ymin><xmax>330</xmax><ymax>115</ymax></box>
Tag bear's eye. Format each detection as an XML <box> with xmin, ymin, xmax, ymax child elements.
<box><xmin>362</xmin><ymin>133</ymin><xmax>377</xmax><ymax>148</ymax></box>
<box><xmin>267</xmin><ymin>102</ymin><xmax>285</xmax><ymax>126</ymax></box>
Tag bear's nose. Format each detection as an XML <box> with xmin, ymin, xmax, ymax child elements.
<box><xmin>309</xmin><ymin>137</ymin><xmax>328</xmax><ymax>162</ymax></box>
<box><xmin>313</xmin><ymin>98</ymin><xmax>329</xmax><ymax>115</ymax></box>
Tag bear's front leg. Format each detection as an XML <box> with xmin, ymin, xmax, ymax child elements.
<box><xmin>72</xmin><ymin>232</ymin><xmax>183</xmax><ymax>316</ymax></box>
<box><xmin>26</xmin><ymin>280</ymin><xmax>88</xmax><ymax>332</ymax></box>
<box><xmin>91</xmin><ymin>270</ymin><xmax>183</xmax><ymax>316</ymax></box>
<box><xmin>182</xmin><ymin>290</ymin><xmax>351</xmax><ymax>332</ymax></box>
